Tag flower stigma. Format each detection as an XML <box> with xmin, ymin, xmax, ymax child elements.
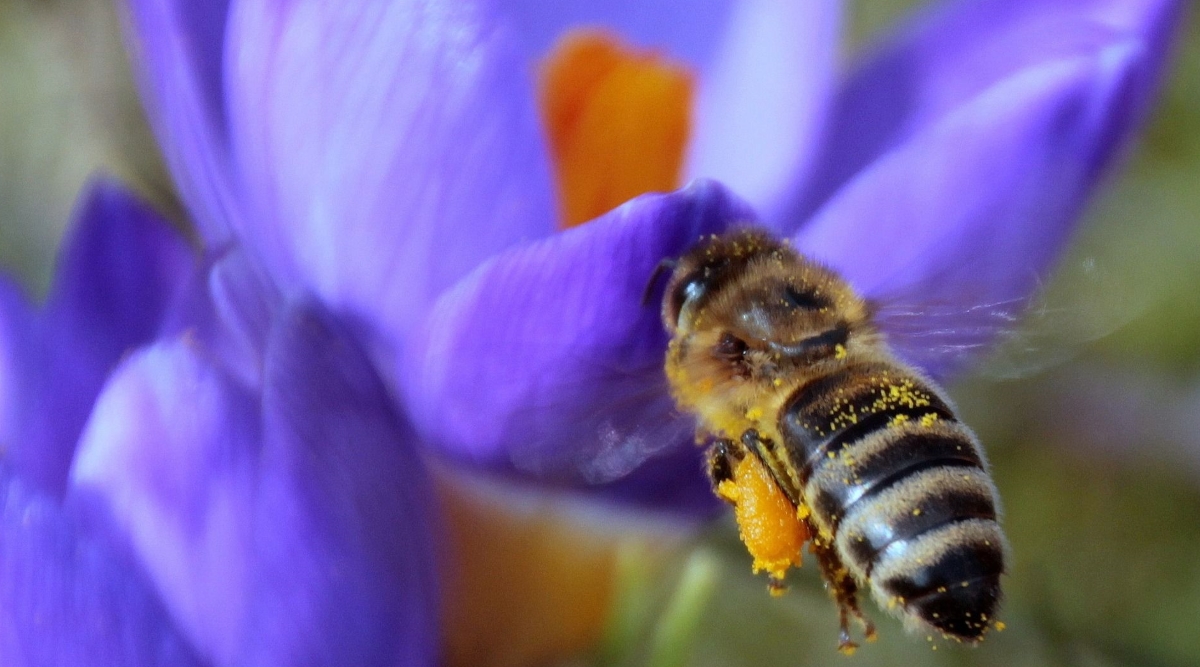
<box><xmin>538</xmin><ymin>28</ymin><xmax>695</xmax><ymax>228</ymax></box>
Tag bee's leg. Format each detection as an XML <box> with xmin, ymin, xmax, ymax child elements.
<box><xmin>810</xmin><ymin>537</ymin><xmax>877</xmax><ymax>654</ymax></box>
<box><xmin>740</xmin><ymin>429</ymin><xmax>801</xmax><ymax>506</ymax></box>
<box><xmin>705</xmin><ymin>438</ymin><xmax>742</xmax><ymax>496</ymax></box>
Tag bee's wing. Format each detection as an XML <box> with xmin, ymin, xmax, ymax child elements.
<box><xmin>873</xmin><ymin>255</ymin><xmax>1146</xmax><ymax>381</ymax></box>
<box><xmin>503</xmin><ymin>357</ymin><xmax>697</xmax><ymax>484</ymax></box>
<box><xmin>873</xmin><ymin>292</ymin><xmax>1032</xmax><ymax>380</ymax></box>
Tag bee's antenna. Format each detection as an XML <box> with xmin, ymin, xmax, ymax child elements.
<box><xmin>642</xmin><ymin>258</ymin><xmax>677</xmax><ymax>307</ymax></box>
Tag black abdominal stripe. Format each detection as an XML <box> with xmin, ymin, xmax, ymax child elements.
<box><xmin>780</xmin><ymin>362</ymin><xmax>1006</xmax><ymax>641</ymax></box>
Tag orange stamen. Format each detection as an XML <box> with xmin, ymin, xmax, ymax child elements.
<box><xmin>537</xmin><ymin>29</ymin><xmax>695</xmax><ymax>229</ymax></box>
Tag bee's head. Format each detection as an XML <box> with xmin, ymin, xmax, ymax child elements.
<box><xmin>662</xmin><ymin>228</ymin><xmax>873</xmax><ymax>378</ymax></box>
<box><xmin>661</xmin><ymin>227</ymin><xmax>780</xmax><ymax>334</ymax></box>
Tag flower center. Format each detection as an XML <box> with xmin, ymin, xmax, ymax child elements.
<box><xmin>538</xmin><ymin>29</ymin><xmax>695</xmax><ymax>229</ymax></box>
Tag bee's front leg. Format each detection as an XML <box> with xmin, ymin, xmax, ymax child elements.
<box><xmin>705</xmin><ymin>438</ymin><xmax>742</xmax><ymax>495</ymax></box>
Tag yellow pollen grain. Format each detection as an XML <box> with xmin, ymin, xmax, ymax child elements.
<box><xmin>538</xmin><ymin>29</ymin><xmax>695</xmax><ymax>229</ymax></box>
<box><xmin>834</xmin><ymin>344</ymin><xmax>847</xmax><ymax>360</ymax></box>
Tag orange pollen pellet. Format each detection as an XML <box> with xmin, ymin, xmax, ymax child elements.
<box><xmin>537</xmin><ymin>28</ymin><xmax>695</xmax><ymax>228</ymax></box>
<box><xmin>717</xmin><ymin>455</ymin><xmax>808</xmax><ymax>581</ymax></box>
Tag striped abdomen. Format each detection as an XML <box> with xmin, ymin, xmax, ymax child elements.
<box><xmin>779</xmin><ymin>361</ymin><xmax>1006</xmax><ymax>641</ymax></box>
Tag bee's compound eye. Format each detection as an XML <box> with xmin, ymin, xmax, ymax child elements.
<box><xmin>678</xmin><ymin>271</ymin><xmax>707</xmax><ymax>305</ymax></box>
<box><xmin>669</xmin><ymin>269</ymin><xmax>710</xmax><ymax>325</ymax></box>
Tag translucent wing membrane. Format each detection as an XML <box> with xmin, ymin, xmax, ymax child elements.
<box><xmin>874</xmin><ymin>293</ymin><xmax>1033</xmax><ymax>381</ymax></box>
<box><xmin>876</xmin><ymin>253</ymin><xmax>1149</xmax><ymax>382</ymax></box>
<box><xmin>504</xmin><ymin>355</ymin><xmax>695</xmax><ymax>484</ymax></box>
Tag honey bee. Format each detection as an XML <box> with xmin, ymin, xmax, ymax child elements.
<box><xmin>659</xmin><ymin>227</ymin><xmax>1007</xmax><ymax>652</ymax></box>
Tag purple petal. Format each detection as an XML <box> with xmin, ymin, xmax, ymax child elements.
<box><xmin>0</xmin><ymin>277</ymin><xmax>32</xmax><ymax>446</ymax></box>
<box><xmin>501</xmin><ymin>0</ymin><xmax>736</xmax><ymax>67</ymax></box>
<box><xmin>685</xmin><ymin>0</ymin><xmax>841</xmax><ymax>223</ymax></box>
<box><xmin>793</xmin><ymin>2</ymin><xmax>1177</xmax><ymax>377</ymax></box>
<box><xmin>125</xmin><ymin>0</ymin><xmax>243</xmax><ymax>242</ymax></box>
<box><xmin>72</xmin><ymin>302</ymin><xmax>438</xmax><ymax>665</ymax></box>
<box><xmin>224</xmin><ymin>0</ymin><xmax>556</xmax><ymax>345</ymax></box>
<box><xmin>165</xmin><ymin>247</ymin><xmax>282</xmax><ymax>391</ymax></box>
<box><xmin>1</xmin><ymin>466</ymin><xmax>202</xmax><ymax>666</ymax></box>
<box><xmin>245</xmin><ymin>299</ymin><xmax>438</xmax><ymax>666</ymax></box>
<box><xmin>403</xmin><ymin>180</ymin><xmax>751</xmax><ymax>504</ymax></box>
<box><xmin>790</xmin><ymin>0</ymin><xmax>1180</xmax><ymax>224</ymax></box>
<box><xmin>44</xmin><ymin>180</ymin><xmax>196</xmax><ymax>363</ymax></box>
<box><xmin>70</xmin><ymin>341</ymin><xmax>261</xmax><ymax>665</ymax></box>
<box><xmin>6</xmin><ymin>180</ymin><xmax>194</xmax><ymax>498</ymax></box>
<box><xmin>590</xmin><ymin>443</ymin><xmax>723</xmax><ymax>516</ymax></box>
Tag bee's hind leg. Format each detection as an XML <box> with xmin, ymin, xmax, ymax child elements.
<box><xmin>810</xmin><ymin>536</ymin><xmax>877</xmax><ymax>654</ymax></box>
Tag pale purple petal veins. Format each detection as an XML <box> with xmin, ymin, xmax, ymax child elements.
<box><xmin>246</xmin><ymin>299</ymin><xmax>438</xmax><ymax>667</ymax></box>
<box><xmin>788</xmin><ymin>0</ymin><xmax>1181</xmax><ymax>226</ymax></box>
<box><xmin>403</xmin><ymin>180</ymin><xmax>752</xmax><ymax>505</ymax></box>
<box><xmin>7</xmin><ymin>180</ymin><xmax>194</xmax><ymax>498</ymax></box>
<box><xmin>794</xmin><ymin>35</ymin><xmax>1168</xmax><ymax>378</ymax></box>
<box><xmin>1</xmin><ymin>466</ymin><xmax>203</xmax><ymax>666</ymax></box>
<box><xmin>71</xmin><ymin>341</ymin><xmax>261</xmax><ymax>665</ymax></box>
<box><xmin>685</xmin><ymin>0</ymin><xmax>841</xmax><ymax>226</ymax></box>
<box><xmin>225</xmin><ymin>0</ymin><xmax>556</xmax><ymax>347</ymax></box>
<box><xmin>125</xmin><ymin>0</ymin><xmax>242</xmax><ymax>242</ymax></box>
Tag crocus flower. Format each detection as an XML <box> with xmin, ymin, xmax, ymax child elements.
<box><xmin>3</xmin><ymin>0</ymin><xmax>1168</xmax><ymax>662</ymax></box>
<box><xmin>126</xmin><ymin>0</ymin><xmax>1178</xmax><ymax>507</ymax></box>
<box><xmin>0</xmin><ymin>181</ymin><xmax>438</xmax><ymax>664</ymax></box>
